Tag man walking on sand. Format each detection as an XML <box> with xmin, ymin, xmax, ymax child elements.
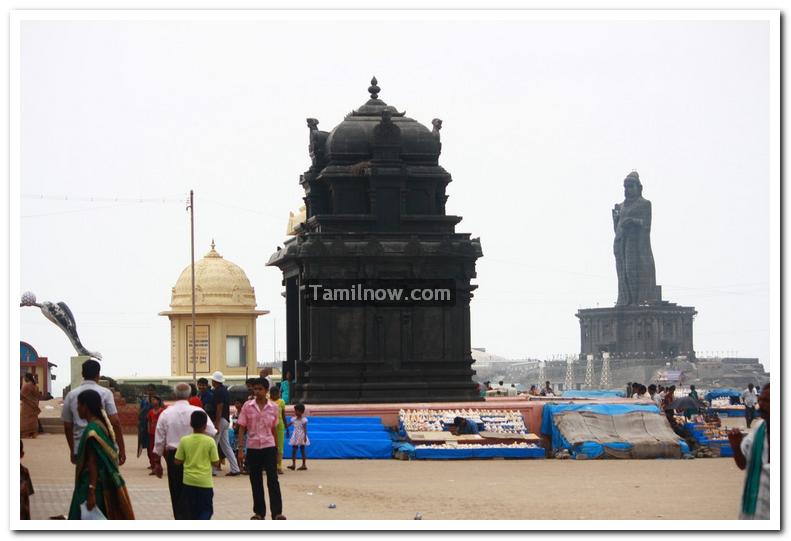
<box><xmin>210</xmin><ymin>371</ymin><xmax>241</xmax><ymax>476</ymax></box>
<box><xmin>742</xmin><ymin>383</ymin><xmax>759</xmax><ymax>428</ymax></box>
<box><xmin>61</xmin><ymin>359</ymin><xmax>126</xmax><ymax>466</ymax></box>
<box><xmin>153</xmin><ymin>382</ymin><xmax>217</xmax><ymax>519</ymax></box>
<box><xmin>237</xmin><ymin>378</ymin><xmax>285</xmax><ymax>520</ymax></box>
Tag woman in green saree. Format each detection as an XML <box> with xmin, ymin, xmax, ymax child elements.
<box><xmin>68</xmin><ymin>389</ymin><xmax>135</xmax><ymax>520</ymax></box>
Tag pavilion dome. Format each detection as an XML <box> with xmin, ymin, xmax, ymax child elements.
<box><xmin>166</xmin><ymin>241</ymin><xmax>263</xmax><ymax>314</ymax></box>
<box><xmin>324</xmin><ymin>77</ymin><xmax>441</xmax><ymax>163</ymax></box>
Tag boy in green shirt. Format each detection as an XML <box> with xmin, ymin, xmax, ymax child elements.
<box><xmin>174</xmin><ymin>410</ymin><xmax>220</xmax><ymax>519</ymax></box>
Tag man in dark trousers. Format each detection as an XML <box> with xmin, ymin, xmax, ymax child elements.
<box><xmin>742</xmin><ymin>383</ymin><xmax>759</xmax><ymax>428</ymax></box>
<box><xmin>210</xmin><ymin>371</ymin><xmax>240</xmax><ymax>476</ymax></box>
<box><xmin>153</xmin><ymin>382</ymin><xmax>217</xmax><ymax>519</ymax></box>
<box><xmin>236</xmin><ymin>378</ymin><xmax>286</xmax><ymax>520</ymax></box>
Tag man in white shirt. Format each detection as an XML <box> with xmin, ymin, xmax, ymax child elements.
<box><xmin>259</xmin><ymin>368</ymin><xmax>274</xmax><ymax>389</ymax></box>
<box><xmin>655</xmin><ymin>385</ymin><xmax>666</xmax><ymax>409</ymax></box>
<box><xmin>61</xmin><ymin>359</ymin><xmax>126</xmax><ymax>465</ymax></box>
<box><xmin>153</xmin><ymin>382</ymin><xmax>217</xmax><ymax>519</ymax></box>
<box><xmin>742</xmin><ymin>383</ymin><xmax>759</xmax><ymax>428</ymax></box>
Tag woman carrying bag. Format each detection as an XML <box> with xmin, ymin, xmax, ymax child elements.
<box><xmin>68</xmin><ymin>389</ymin><xmax>135</xmax><ymax>520</ymax></box>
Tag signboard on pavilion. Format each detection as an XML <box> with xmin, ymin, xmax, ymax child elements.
<box><xmin>186</xmin><ymin>324</ymin><xmax>210</xmax><ymax>373</ymax></box>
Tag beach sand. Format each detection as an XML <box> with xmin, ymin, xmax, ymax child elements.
<box><xmin>21</xmin><ymin>433</ymin><xmax>743</xmax><ymax>520</ymax></box>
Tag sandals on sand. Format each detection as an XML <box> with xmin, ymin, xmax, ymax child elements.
<box><xmin>297</xmin><ymin>465</ymin><xmax>308</xmax><ymax>470</ymax></box>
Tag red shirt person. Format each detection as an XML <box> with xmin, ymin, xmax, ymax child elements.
<box><xmin>146</xmin><ymin>397</ymin><xmax>166</xmax><ymax>469</ymax></box>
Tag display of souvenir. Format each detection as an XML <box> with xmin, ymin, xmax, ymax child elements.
<box><xmin>399</xmin><ymin>409</ymin><xmax>528</xmax><ymax>434</ymax></box>
<box><xmin>415</xmin><ymin>442</ymin><xmax>539</xmax><ymax>450</ymax></box>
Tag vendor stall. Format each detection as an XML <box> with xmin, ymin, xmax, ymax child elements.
<box><xmin>683</xmin><ymin>418</ymin><xmax>735</xmax><ymax>457</ymax></box>
<box><xmin>399</xmin><ymin>409</ymin><xmax>543</xmax><ymax>459</ymax></box>
<box><xmin>541</xmin><ymin>403</ymin><xmax>691</xmax><ymax>459</ymax></box>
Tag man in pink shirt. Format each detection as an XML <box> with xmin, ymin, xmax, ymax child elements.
<box><xmin>236</xmin><ymin>378</ymin><xmax>285</xmax><ymax>520</ymax></box>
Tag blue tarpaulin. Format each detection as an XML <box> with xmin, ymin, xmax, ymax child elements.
<box><xmin>284</xmin><ymin>416</ymin><xmax>393</xmax><ymax>459</ymax></box>
<box><xmin>704</xmin><ymin>388</ymin><xmax>742</xmax><ymax>401</ymax></box>
<box><xmin>541</xmin><ymin>403</ymin><xmax>688</xmax><ymax>458</ymax></box>
<box><xmin>560</xmin><ymin>390</ymin><xmax>625</xmax><ymax>398</ymax></box>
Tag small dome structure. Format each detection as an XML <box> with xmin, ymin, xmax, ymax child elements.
<box><xmin>160</xmin><ymin>240</ymin><xmax>267</xmax><ymax>378</ymax></box>
<box><xmin>324</xmin><ymin>77</ymin><xmax>441</xmax><ymax>163</ymax></box>
<box><xmin>164</xmin><ymin>241</ymin><xmax>266</xmax><ymax>315</ymax></box>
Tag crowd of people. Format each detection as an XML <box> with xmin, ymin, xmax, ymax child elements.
<box><xmin>478</xmin><ymin>380</ymin><xmax>556</xmax><ymax>397</ymax></box>
<box><xmin>19</xmin><ymin>360</ymin><xmax>309</xmax><ymax>520</ymax></box>
<box><xmin>18</xmin><ymin>362</ymin><xmax>769</xmax><ymax>521</ymax></box>
<box><xmin>144</xmin><ymin>369</ymin><xmax>306</xmax><ymax>520</ymax></box>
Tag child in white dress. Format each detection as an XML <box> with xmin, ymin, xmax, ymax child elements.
<box><xmin>287</xmin><ymin>403</ymin><xmax>310</xmax><ymax>471</ymax></box>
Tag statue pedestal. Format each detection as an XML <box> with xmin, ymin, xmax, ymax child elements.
<box><xmin>70</xmin><ymin>355</ymin><xmax>91</xmax><ymax>388</ymax></box>
<box><xmin>576</xmin><ymin>302</ymin><xmax>696</xmax><ymax>359</ymax></box>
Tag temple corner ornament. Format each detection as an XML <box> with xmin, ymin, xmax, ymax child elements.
<box><xmin>20</xmin><ymin>291</ymin><xmax>102</xmax><ymax>360</ymax></box>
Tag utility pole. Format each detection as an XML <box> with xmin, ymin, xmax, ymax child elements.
<box><xmin>187</xmin><ymin>190</ymin><xmax>197</xmax><ymax>384</ymax></box>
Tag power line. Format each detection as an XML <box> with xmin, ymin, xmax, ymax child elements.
<box><xmin>21</xmin><ymin>201</ymin><xmax>144</xmax><ymax>218</ymax></box>
<box><xmin>22</xmin><ymin>193</ymin><xmax>185</xmax><ymax>203</ymax></box>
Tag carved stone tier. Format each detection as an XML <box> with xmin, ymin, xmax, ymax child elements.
<box><xmin>269</xmin><ymin>78</ymin><xmax>483</xmax><ymax>404</ymax></box>
<box><xmin>576</xmin><ymin>303</ymin><xmax>697</xmax><ymax>359</ymax></box>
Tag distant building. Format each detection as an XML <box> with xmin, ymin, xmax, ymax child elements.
<box><xmin>159</xmin><ymin>241</ymin><xmax>268</xmax><ymax>378</ymax></box>
<box><xmin>20</xmin><ymin>341</ymin><xmax>57</xmax><ymax>399</ymax></box>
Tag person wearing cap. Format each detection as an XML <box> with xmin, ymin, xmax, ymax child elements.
<box><xmin>210</xmin><ymin>371</ymin><xmax>240</xmax><ymax>476</ymax></box>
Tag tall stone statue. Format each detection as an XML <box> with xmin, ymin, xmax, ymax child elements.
<box><xmin>612</xmin><ymin>171</ymin><xmax>660</xmax><ymax>306</ymax></box>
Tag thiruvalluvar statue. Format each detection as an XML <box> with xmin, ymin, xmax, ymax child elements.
<box><xmin>612</xmin><ymin>171</ymin><xmax>660</xmax><ymax>306</ymax></box>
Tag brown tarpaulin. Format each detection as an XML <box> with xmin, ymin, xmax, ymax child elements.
<box><xmin>554</xmin><ymin>410</ymin><xmax>682</xmax><ymax>459</ymax></box>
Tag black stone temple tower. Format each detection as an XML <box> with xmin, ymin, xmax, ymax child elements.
<box><xmin>268</xmin><ymin>78</ymin><xmax>483</xmax><ymax>404</ymax></box>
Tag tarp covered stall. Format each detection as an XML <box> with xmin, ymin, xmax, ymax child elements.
<box><xmin>541</xmin><ymin>403</ymin><xmax>689</xmax><ymax>459</ymax></box>
<box><xmin>286</xmin><ymin>416</ymin><xmax>393</xmax><ymax>459</ymax></box>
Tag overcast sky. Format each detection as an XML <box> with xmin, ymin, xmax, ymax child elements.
<box><xmin>17</xmin><ymin>14</ymin><xmax>772</xmax><ymax>394</ymax></box>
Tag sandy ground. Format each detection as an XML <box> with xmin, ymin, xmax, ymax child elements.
<box><xmin>21</xmin><ymin>433</ymin><xmax>744</xmax><ymax>520</ymax></box>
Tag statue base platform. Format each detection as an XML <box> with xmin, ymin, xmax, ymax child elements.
<box><xmin>69</xmin><ymin>355</ymin><xmax>92</xmax><ymax>389</ymax></box>
<box><xmin>576</xmin><ymin>302</ymin><xmax>696</xmax><ymax>359</ymax></box>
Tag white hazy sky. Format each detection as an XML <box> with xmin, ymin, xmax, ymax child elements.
<box><xmin>17</xmin><ymin>14</ymin><xmax>772</xmax><ymax>395</ymax></box>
